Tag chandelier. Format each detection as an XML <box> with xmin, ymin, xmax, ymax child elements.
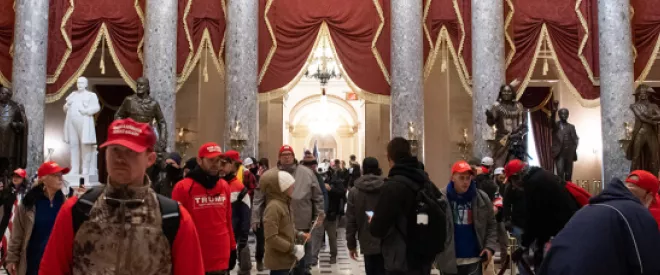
<box><xmin>305</xmin><ymin>35</ymin><xmax>341</xmax><ymax>86</ymax></box>
<box><xmin>308</xmin><ymin>88</ymin><xmax>338</xmax><ymax>135</ymax></box>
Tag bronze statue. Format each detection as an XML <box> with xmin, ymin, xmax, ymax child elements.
<box><xmin>552</xmin><ymin>108</ymin><xmax>579</xmax><ymax>181</ymax></box>
<box><xmin>626</xmin><ymin>85</ymin><xmax>660</xmax><ymax>175</ymax></box>
<box><xmin>486</xmin><ymin>84</ymin><xmax>528</xmax><ymax>167</ymax></box>
<box><xmin>0</xmin><ymin>86</ymin><xmax>28</xmax><ymax>177</ymax></box>
<box><xmin>115</xmin><ymin>77</ymin><xmax>167</xmax><ymax>152</ymax></box>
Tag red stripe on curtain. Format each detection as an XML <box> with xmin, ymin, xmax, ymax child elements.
<box><xmin>632</xmin><ymin>0</ymin><xmax>660</xmax><ymax>81</ymax></box>
<box><xmin>0</xmin><ymin>0</ymin><xmax>13</xmax><ymax>87</ymax></box>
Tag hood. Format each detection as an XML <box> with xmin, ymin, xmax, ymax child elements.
<box><xmin>354</xmin><ymin>174</ymin><xmax>385</xmax><ymax>193</ymax></box>
<box><xmin>186</xmin><ymin>166</ymin><xmax>220</xmax><ymax>189</ymax></box>
<box><xmin>260</xmin><ymin>168</ymin><xmax>290</xmax><ymax>203</ymax></box>
<box><xmin>388</xmin><ymin>156</ymin><xmax>427</xmax><ymax>184</ymax></box>
<box><xmin>590</xmin><ymin>178</ymin><xmax>643</xmax><ymax>205</ymax></box>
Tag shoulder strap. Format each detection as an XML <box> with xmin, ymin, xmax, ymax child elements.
<box><xmin>157</xmin><ymin>194</ymin><xmax>180</xmax><ymax>247</ymax></box>
<box><xmin>236</xmin><ymin>186</ymin><xmax>249</xmax><ymax>203</ymax></box>
<box><xmin>591</xmin><ymin>203</ymin><xmax>643</xmax><ymax>273</ymax></box>
<box><xmin>72</xmin><ymin>187</ymin><xmax>105</xmax><ymax>234</ymax></box>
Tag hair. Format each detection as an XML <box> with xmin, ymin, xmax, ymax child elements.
<box><xmin>363</xmin><ymin>166</ymin><xmax>382</xmax><ymax>176</ymax></box>
<box><xmin>497</xmin><ymin>84</ymin><xmax>515</xmax><ymax>102</ymax></box>
<box><xmin>387</xmin><ymin>137</ymin><xmax>412</xmax><ymax>162</ymax></box>
<box><xmin>259</xmin><ymin>158</ymin><xmax>270</xmax><ymax>169</ymax></box>
<box><xmin>350</xmin><ymin>155</ymin><xmax>356</xmax><ymax>161</ymax></box>
<box><xmin>334</xmin><ymin>159</ymin><xmax>341</xmax><ymax>165</ymax></box>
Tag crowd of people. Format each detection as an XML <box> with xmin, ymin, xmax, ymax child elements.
<box><xmin>0</xmin><ymin>118</ymin><xmax>660</xmax><ymax>275</ymax></box>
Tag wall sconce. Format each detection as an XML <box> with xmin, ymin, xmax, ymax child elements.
<box><xmin>407</xmin><ymin>121</ymin><xmax>420</xmax><ymax>157</ymax></box>
<box><xmin>457</xmin><ymin>128</ymin><xmax>472</xmax><ymax>160</ymax></box>
<box><xmin>618</xmin><ymin>121</ymin><xmax>633</xmax><ymax>149</ymax></box>
<box><xmin>229</xmin><ymin>118</ymin><xmax>248</xmax><ymax>152</ymax></box>
<box><xmin>45</xmin><ymin>148</ymin><xmax>54</xmax><ymax>162</ymax></box>
<box><xmin>175</xmin><ymin>127</ymin><xmax>195</xmax><ymax>157</ymax></box>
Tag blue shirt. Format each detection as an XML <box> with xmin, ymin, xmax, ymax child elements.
<box><xmin>447</xmin><ymin>182</ymin><xmax>481</xmax><ymax>259</ymax></box>
<box><xmin>26</xmin><ymin>192</ymin><xmax>64</xmax><ymax>275</ymax></box>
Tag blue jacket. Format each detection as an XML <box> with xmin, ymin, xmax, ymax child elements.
<box><xmin>538</xmin><ymin>179</ymin><xmax>660</xmax><ymax>275</ymax></box>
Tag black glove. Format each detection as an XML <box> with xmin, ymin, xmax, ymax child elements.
<box><xmin>228</xmin><ymin>249</ymin><xmax>237</xmax><ymax>271</ymax></box>
<box><xmin>511</xmin><ymin>247</ymin><xmax>526</xmax><ymax>263</ymax></box>
<box><xmin>504</xmin><ymin>221</ymin><xmax>513</xmax><ymax>232</ymax></box>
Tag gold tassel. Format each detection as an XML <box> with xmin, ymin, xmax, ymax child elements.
<box><xmin>440</xmin><ymin>39</ymin><xmax>447</xmax><ymax>72</ymax></box>
<box><xmin>100</xmin><ymin>36</ymin><xmax>106</xmax><ymax>75</ymax></box>
<box><xmin>203</xmin><ymin>41</ymin><xmax>209</xmax><ymax>82</ymax></box>
<box><xmin>542</xmin><ymin>39</ymin><xmax>548</xmax><ymax>76</ymax></box>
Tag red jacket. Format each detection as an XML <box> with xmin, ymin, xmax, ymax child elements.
<box><xmin>649</xmin><ymin>193</ymin><xmax>660</xmax><ymax>231</ymax></box>
<box><xmin>172</xmin><ymin>176</ymin><xmax>236</xmax><ymax>272</ymax></box>
<box><xmin>38</xmin><ymin>197</ymin><xmax>204</xmax><ymax>275</ymax></box>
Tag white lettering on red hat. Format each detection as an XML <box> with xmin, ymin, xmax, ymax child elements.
<box><xmin>459</xmin><ymin>163</ymin><xmax>470</xmax><ymax>169</ymax></box>
<box><xmin>50</xmin><ymin>163</ymin><xmax>57</xmax><ymax>168</ymax></box>
<box><xmin>112</xmin><ymin>124</ymin><xmax>143</xmax><ymax>136</ymax></box>
<box><xmin>207</xmin><ymin>145</ymin><xmax>222</xmax><ymax>152</ymax></box>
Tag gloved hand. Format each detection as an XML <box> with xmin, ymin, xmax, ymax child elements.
<box><xmin>292</xmin><ymin>244</ymin><xmax>305</xmax><ymax>260</ymax></box>
<box><xmin>511</xmin><ymin>247</ymin><xmax>526</xmax><ymax>263</ymax></box>
<box><xmin>228</xmin><ymin>249</ymin><xmax>237</xmax><ymax>270</ymax></box>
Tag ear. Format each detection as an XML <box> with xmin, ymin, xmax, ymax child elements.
<box><xmin>196</xmin><ymin>157</ymin><xmax>202</xmax><ymax>165</ymax></box>
<box><xmin>146</xmin><ymin>151</ymin><xmax>157</xmax><ymax>166</ymax></box>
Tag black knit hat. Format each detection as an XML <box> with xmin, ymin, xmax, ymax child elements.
<box><xmin>362</xmin><ymin>157</ymin><xmax>381</xmax><ymax>175</ymax></box>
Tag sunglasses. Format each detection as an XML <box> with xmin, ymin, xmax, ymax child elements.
<box><xmin>104</xmin><ymin>196</ymin><xmax>145</xmax><ymax>209</ymax></box>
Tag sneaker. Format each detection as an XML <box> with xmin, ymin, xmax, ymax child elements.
<box><xmin>256</xmin><ymin>261</ymin><xmax>264</xmax><ymax>271</ymax></box>
<box><xmin>330</xmin><ymin>257</ymin><xmax>337</xmax><ymax>264</ymax></box>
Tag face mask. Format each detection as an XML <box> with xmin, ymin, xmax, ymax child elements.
<box><xmin>249</xmin><ymin>167</ymin><xmax>259</xmax><ymax>175</ymax></box>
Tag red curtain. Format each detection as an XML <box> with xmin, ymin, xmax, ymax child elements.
<box><xmin>519</xmin><ymin>86</ymin><xmax>554</xmax><ymax>171</ymax></box>
<box><xmin>632</xmin><ymin>0</ymin><xmax>660</xmax><ymax>82</ymax></box>
<box><xmin>46</xmin><ymin>0</ymin><xmax>145</xmax><ymax>102</ymax></box>
<box><xmin>258</xmin><ymin>0</ymin><xmax>390</xmax><ymax>96</ymax></box>
<box><xmin>0</xmin><ymin>0</ymin><xmax>13</xmax><ymax>87</ymax></box>
<box><xmin>422</xmin><ymin>0</ymin><xmax>471</xmax><ymax>93</ymax></box>
<box><xmin>505</xmin><ymin>0</ymin><xmax>599</xmax><ymax>104</ymax></box>
<box><xmin>176</xmin><ymin>0</ymin><xmax>226</xmax><ymax>89</ymax></box>
<box><xmin>95</xmin><ymin>84</ymin><xmax>135</xmax><ymax>183</ymax></box>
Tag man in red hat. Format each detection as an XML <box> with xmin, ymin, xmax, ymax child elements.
<box><xmin>504</xmin><ymin>159</ymin><xmax>578</xmax><ymax>269</ymax></box>
<box><xmin>220</xmin><ymin>150</ymin><xmax>252</xmax><ymax>274</ymax></box>
<box><xmin>0</xmin><ymin>168</ymin><xmax>28</xmax><ymax>238</ymax></box>
<box><xmin>539</xmin><ymin>170</ymin><xmax>660</xmax><ymax>275</ymax></box>
<box><xmin>40</xmin><ymin>118</ymin><xmax>204</xmax><ymax>275</ymax></box>
<box><xmin>172</xmin><ymin>142</ymin><xmax>236</xmax><ymax>274</ymax></box>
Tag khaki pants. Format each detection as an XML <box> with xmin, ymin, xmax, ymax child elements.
<box><xmin>482</xmin><ymin>258</ymin><xmax>495</xmax><ymax>275</ymax></box>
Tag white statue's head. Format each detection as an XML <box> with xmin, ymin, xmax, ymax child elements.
<box><xmin>77</xmin><ymin>77</ymin><xmax>89</xmax><ymax>91</ymax></box>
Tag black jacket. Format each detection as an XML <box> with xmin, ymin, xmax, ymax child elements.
<box><xmin>370</xmin><ymin>157</ymin><xmax>436</xmax><ymax>271</ymax></box>
<box><xmin>503</xmin><ymin>183</ymin><xmax>526</xmax><ymax>229</ymax></box>
<box><xmin>326</xmin><ymin>171</ymin><xmax>347</xmax><ymax>221</ymax></box>
<box><xmin>521</xmin><ymin>167</ymin><xmax>578</xmax><ymax>247</ymax></box>
<box><xmin>346</xmin><ymin>174</ymin><xmax>384</xmax><ymax>255</ymax></box>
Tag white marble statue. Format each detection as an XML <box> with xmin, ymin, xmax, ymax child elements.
<box><xmin>63</xmin><ymin>77</ymin><xmax>101</xmax><ymax>175</ymax></box>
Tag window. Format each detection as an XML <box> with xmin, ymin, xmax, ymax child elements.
<box><xmin>526</xmin><ymin>112</ymin><xmax>541</xmax><ymax>168</ymax></box>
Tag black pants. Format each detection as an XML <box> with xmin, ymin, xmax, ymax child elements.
<box><xmin>270</xmin><ymin>270</ymin><xmax>289</xmax><ymax>275</ymax></box>
<box><xmin>256</xmin><ymin>222</ymin><xmax>265</xmax><ymax>262</ymax></box>
<box><xmin>364</xmin><ymin>254</ymin><xmax>386</xmax><ymax>275</ymax></box>
<box><xmin>386</xmin><ymin>263</ymin><xmax>432</xmax><ymax>275</ymax></box>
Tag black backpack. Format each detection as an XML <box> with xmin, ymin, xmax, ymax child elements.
<box><xmin>391</xmin><ymin>175</ymin><xmax>447</xmax><ymax>261</ymax></box>
<box><xmin>72</xmin><ymin>187</ymin><xmax>180</xmax><ymax>247</ymax></box>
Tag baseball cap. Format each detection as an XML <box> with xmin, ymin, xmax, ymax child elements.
<box><xmin>279</xmin><ymin>145</ymin><xmax>294</xmax><ymax>156</ymax></box>
<box><xmin>37</xmin><ymin>161</ymin><xmax>70</xmax><ymax>178</ymax></box>
<box><xmin>13</xmin><ymin>168</ymin><xmax>27</xmax><ymax>179</ymax></box>
<box><xmin>626</xmin><ymin>170</ymin><xmax>660</xmax><ymax>194</ymax></box>
<box><xmin>451</xmin><ymin>160</ymin><xmax>474</xmax><ymax>175</ymax></box>
<box><xmin>198</xmin><ymin>142</ymin><xmax>223</xmax><ymax>158</ymax></box>
<box><xmin>494</xmin><ymin>167</ymin><xmax>505</xmax><ymax>176</ymax></box>
<box><xmin>243</xmin><ymin>158</ymin><xmax>254</xmax><ymax>166</ymax></box>
<box><xmin>225</xmin><ymin>150</ymin><xmax>242</xmax><ymax>163</ymax></box>
<box><xmin>481</xmin><ymin>157</ymin><xmax>494</xmax><ymax>166</ymax></box>
<box><xmin>100</xmin><ymin>118</ymin><xmax>156</xmax><ymax>152</ymax></box>
<box><xmin>504</xmin><ymin>159</ymin><xmax>525</xmax><ymax>178</ymax></box>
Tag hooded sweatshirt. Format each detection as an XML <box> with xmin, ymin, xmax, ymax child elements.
<box><xmin>446</xmin><ymin>182</ymin><xmax>481</xmax><ymax>259</ymax></box>
<box><xmin>538</xmin><ymin>179</ymin><xmax>660</xmax><ymax>275</ymax></box>
<box><xmin>346</xmin><ymin>174</ymin><xmax>384</xmax><ymax>255</ymax></box>
<box><xmin>172</xmin><ymin>167</ymin><xmax>236</xmax><ymax>272</ymax></box>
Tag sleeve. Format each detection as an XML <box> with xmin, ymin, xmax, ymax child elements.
<box><xmin>114</xmin><ymin>99</ymin><xmax>129</xmax><ymax>120</ymax></box>
<box><xmin>251</xmin><ymin>188</ymin><xmax>265</xmax><ymax>225</ymax></box>
<box><xmin>370</xmin><ymin>183</ymin><xmax>406</xmax><ymax>238</ymax></box>
<box><xmin>171</xmin><ymin>179</ymin><xmax>188</xmax><ymax>206</ymax></box>
<box><xmin>310</xmin><ymin>172</ymin><xmax>325</xmax><ymax>219</ymax></box>
<box><xmin>226</xmin><ymin>184</ymin><xmax>236</xmax><ymax>250</ymax></box>
<box><xmin>39</xmin><ymin>198</ymin><xmax>78</xmax><ymax>275</ymax></box>
<box><xmin>84</xmin><ymin>93</ymin><xmax>101</xmax><ymax>116</ymax></box>
<box><xmin>6</xmin><ymin>205</ymin><xmax>25</xmax><ymax>264</ymax></box>
<box><xmin>263</xmin><ymin>206</ymin><xmax>294</xmax><ymax>253</ymax></box>
<box><xmin>172</xmin><ymin>206</ymin><xmax>205</xmax><ymax>275</ymax></box>
<box><xmin>481</xmin><ymin>193</ymin><xmax>499</xmax><ymax>253</ymax></box>
<box><xmin>345</xmin><ymin>189</ymin><xmax>358</xmax><ymax>251</ymax></box>
<box><xmin>238</xmin><ymin>203</ymin><xmax>251</xmax><ymax>248</ymax></box>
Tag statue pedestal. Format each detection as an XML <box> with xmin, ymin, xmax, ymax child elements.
<box><xmin>63</xmin><ymin>174</ymin><xmax>101</xmax><ymax>187</ymax></box>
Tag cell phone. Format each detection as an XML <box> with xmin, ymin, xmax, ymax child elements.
<box><xmin>79</xmin><ymin>177</ymin><xmax>85</xmax><ymax>187</ymax></box>
<box><xmin>365</xmin><ymin>211</ymin><xmax>374</xmax><ymax>218</ymax></box>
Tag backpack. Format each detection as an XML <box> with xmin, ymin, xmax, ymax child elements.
<box><xmin>391</xmin><ymin>175</ymin><xmax>447</xmax><ymax>261</ymax></box>
<box><xmin>565</xmin><ymin>181</ymin><xmax>591</xmax><ymax>208</ymax></box>
<box><xmin>72</xmin><ymin>187</ymin><xmax>180</xmax><ymax>247</ymax></box>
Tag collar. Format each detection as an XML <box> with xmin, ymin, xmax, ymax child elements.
<box><xmin>106</xmin><ymin>175</ymin><xmax>151</xmax><ymax>200</ymax></box>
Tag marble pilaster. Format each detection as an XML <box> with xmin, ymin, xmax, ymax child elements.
<box><xmin>225</xmin><ymin>0</ymin><xmax>258</xmax><ymax>158</ymax></box>
<box><xmin>391</xmin><ymin>0</ymin><xmax>424</xmax><ymax>160</ymax></box>
<box><xmin>471</xmin><ymin>0</ymin><xmax>505</xmax><ymax>160</ymax></box>
<box><xmin>144</xmin><ymin>0</ymin><xmax>178</xmax><ymax>151</ymax></box>
<box><xmin>598</xmin><ymin>0</ymin><xmax>634</xmax><ymax>181</ymax></box>
<box><xmin>12</xmin><ymin>0</ymin><xmax>49</xmax><ymax>174</ymax></box>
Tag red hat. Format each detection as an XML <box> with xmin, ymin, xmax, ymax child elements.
<box><xmin>100</xmin><ymin>118</ymin><xmax>156</xmax><ymax>152</ymax></box>
<box><xmin>504</xmin><ymin>159</ymin><xmax>525</xmax><ymax>178</ymax></box>
<box><xmin>481</xmin><ymin>166</ymin><xmax>490</xmax><ymax>174</ymax></box>
<box><xmin>225</xmin><ymin>150</ymin><xmax>242</xmax><ymax>163</ymax></box>
<box><xmin>626</xmin><ymin>170</ymin><xmax>660</xmax><ymax>194</ymax></box>
<box><xmin>198</xmin><ymin>142</ymin><xmax>223</xmax><ymax>158</ymax></box>
<box><xmin>37</xmin><ymin>161</ymin><xmax>70</xmax><ymax>178</ymax></box>
<box><xmin>451</xmin><ymin>160</ymin><xmax>473</xmax><ymax>175</ymax></box>
<box><xmin>279</xmin><ymin>145</ymin><xmax>294</xmax><ymax>156</ymax></box>
<box><xmin>12</xmin><ymin>168</ymin><xmax>26</xmax><ymax>179</ymax></box>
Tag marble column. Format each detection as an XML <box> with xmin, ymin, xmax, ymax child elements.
<box><xmin>144</xmin><ymin>0</ymin><xmax>178</xmax><ymax>151</ymax></box>
<box><xmin>225</xmin><ymin>0</ymin><xmax>258</xmax><ymax>158</ymax></box>
<box><xmin>598</xmin><ymin>0</ymin><xmax>634</xmax><ymax>181</ymax></box>
<box><xmin>391</xmin><ymin>0</ymin><xmax>424</xmax><ymax>160</ymax></box>
<box><xmin>12</xmin><ymin>0</ymin><xmax>49</xmax><ymax>174</ymax></box>
<box><xmin>471</xmin><ymin>0</ymin><xmax>505</xmax><ymax>160</ymax></box>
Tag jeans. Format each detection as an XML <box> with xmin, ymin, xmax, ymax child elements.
<box><xmin>511</xmin><ymin>226</ymin><xmax>531</xmax><ymax>275</ymax></box>
<box><xmin>311</xmin><ymin>219</ymin><xmax>338</xmax><ymax>264</ymax></box>
<box><xmin>270</xmin><ymin>270</ymin><xmax>290</xmax><ymax>275</ymax></box>
<box><xmin>294</xmin><ymin>229</ymin><xmax>312</xmax><ymax>275</ymax></box>
<box><xmin>256</xmin><ymin>223</ymin><xmax>265</xmax><ymax>263</ymax></box>
<box><xmin>364</xmin><ymin>254</ymin><xmax>386</xmax><ymax>275</ymax></box>
<box><xmin>440</xmin><ymin>262</ymin><xmax>483</xmax><ymax>275</ymax></box>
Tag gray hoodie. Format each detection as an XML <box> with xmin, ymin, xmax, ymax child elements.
<box><xmin>346</xmin><ymin>174</ymin><xmax>384</xmax><ymax>255</ymax></box>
